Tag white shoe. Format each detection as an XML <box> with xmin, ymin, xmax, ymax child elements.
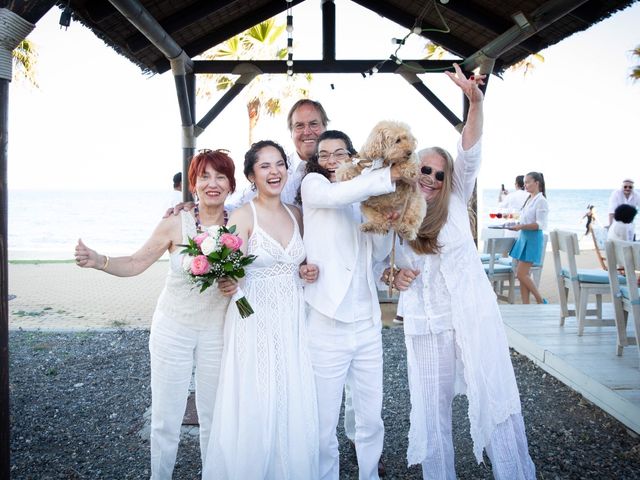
<box><xmin>392</xmin><ymin>316</ymin><xmax>403</xmax><ymax>324</ymax></box>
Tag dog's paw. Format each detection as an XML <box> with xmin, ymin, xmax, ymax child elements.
<box><xmin>336</xmin><ymin>164</ymin><xmax>359</xmax><ymax>182</ymax></box>
<box><xmin>395</xmin><ymin>223</ymin><xmax>418</xmax><ymax>241</ymax></box>
<box><xmin>400</xmin><ymin>163</ymin><xmax>420</xmax><ymax>181</ymax></box>
<box><xmin>360</xmin><ymin>222</ymin><xmax>390</xmax><ymax>235</ymax></box>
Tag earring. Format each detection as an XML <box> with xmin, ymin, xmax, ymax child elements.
<box><xmin>250</xmin><ymin>182</ymin><xmax>257</xmax><ymax>192</ymax></box>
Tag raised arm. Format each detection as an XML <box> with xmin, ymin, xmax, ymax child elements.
<box><xmin>445</xmin><ymin>63</ymin><xmax>484</xmax><ymax>151</ymax></box>
<box><xmin>75</xmin><ymin>214</ymin><xmax>180</xmax><ymax>277</ymax></box>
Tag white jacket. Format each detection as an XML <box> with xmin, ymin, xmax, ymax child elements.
<box><xmin>301</xmin><ymin>168</ymin><xmax>395</xmax><ymax>322</ymax></box>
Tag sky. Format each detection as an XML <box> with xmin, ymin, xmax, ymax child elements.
<box><xmin>7</xmin><ymin>0</ymin><xmax>640</xmax><ymax>192</ymax></box>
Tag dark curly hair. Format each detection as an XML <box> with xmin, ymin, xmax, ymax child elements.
<box><xmin>243</xmin><ymin>140</ymin><xmax>288</xmax><ymax>181</ymax></box>
<box><xmin>614</xmin><ymin>204</ymin><xmax>637</xmax><ymax>224</ymax></box>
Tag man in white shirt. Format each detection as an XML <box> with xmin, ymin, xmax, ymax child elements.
<box><xmin>499</xmin><ymin>175</ymin><xmax>529</xmax><ymax>210</ymax></box>
<box><xmin>225</xmin><ymin>99</ymin><xmax>330</xmax><ymax>208</ymax></box>
<box><xmin>498</xmin><ymin>175</ymin><xmax>529</xmax><ymax>238</ymax></box>
<box><xmin>608</xmin><ymin>179</ymin><xmax>640</xmax><ymax>226</ymax></box>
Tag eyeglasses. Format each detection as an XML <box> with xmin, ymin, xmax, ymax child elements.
<box><xmin>623</xmin><ymin>185</ymin><xmax>634</xmax><ymax>190</ymax></box>
<box><xmin>197</xmin><ymin>148</ymin><xmax>229</xmax><ymax>155</ymax></box>
<box><xmin>318</xmin><ymin>149</ymin><xmax>350</xmax><ymax>162</ymax></box>
<box><xmin>421</xmin><ymin>166</ymin><xmax>445</xmax><ymax>182</ymax></box>
<box><xmin>293</xmin><ymin>121</ymin><xmax>323</xmax><ymax>133</ymax></box>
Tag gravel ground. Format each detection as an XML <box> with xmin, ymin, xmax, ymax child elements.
<box><xmin>9</xmin><ymin>327</ymin><xmax>640</xmax><ymax>479</ymax></box>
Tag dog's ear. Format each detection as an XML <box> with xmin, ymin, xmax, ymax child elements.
<box><xmin>362</xmin><ymin>124</ymin><xmax>390</xmax><ymax>159</ymax></box>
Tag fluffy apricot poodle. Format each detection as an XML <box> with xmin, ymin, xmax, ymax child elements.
<box><xmin>336</xmin><ymin>120</ymin><xmax>426</xmax><ymax>240</ymax></box>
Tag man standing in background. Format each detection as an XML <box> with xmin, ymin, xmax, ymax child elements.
<box><xmin>608</xmin><ymin>179</ymin><xmax>639</xmax><ymax>232</ymax></box>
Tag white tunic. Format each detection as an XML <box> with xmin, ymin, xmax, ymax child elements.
<box><xmin>397</xmin><ymin>139</ymin><xmax>523</xmax><ymax>463</ymax></box>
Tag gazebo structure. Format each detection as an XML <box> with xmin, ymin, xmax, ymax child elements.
<box><xmin>1</xmin><ymin>0</ymin><xmax>637</xmax><ymax>476</ymax></box>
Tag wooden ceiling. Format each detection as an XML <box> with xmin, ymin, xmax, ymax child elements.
<box><xmin>60</xmin><ymin>0</ymin><xmax>637</xmax><ymax>75</ymax></box>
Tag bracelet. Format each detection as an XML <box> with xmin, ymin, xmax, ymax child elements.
<box><xmin>101</xmin><ymin>255</ymin><xmax>110</xmax><ymax>271</ymax></box>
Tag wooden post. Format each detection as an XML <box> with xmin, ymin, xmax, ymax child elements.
<box><xmin>0</xmin><ymin>4</ymin><xmax>57</xmax><ymax>477</ymax></box>
<box><xmin>0</xmin><ymin>75</ymin><xmax>10</xmax><ymax>480</ymax></box>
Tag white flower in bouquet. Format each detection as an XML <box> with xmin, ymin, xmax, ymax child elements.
<box><xmin>207</xmin><ymin>225</ymin><xmax>223</xmax><ymax>241</ymax></box>
<box><xmin>200</xmin><ymin>236</ymin><xmax>217</xmax><ymax>256</ymax></box>
<box><xmin>182</xmin><ymin>256</ymin><xmax>193</xmax><ymax>272</ymax></box>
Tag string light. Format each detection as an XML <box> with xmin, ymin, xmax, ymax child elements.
<box><xmin>362</xmin><ymin>1</ymin><xmax>455</xmax><ymax>78</ymax></box>
<box><xmin>285</xmin><ymin>1</ymin><xmax>294</xmax><ymax>76</ymax></box>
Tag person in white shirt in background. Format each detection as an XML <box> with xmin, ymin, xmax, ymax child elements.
<box><xmin>499</xmin><ymin>175</ymin><xmax>529</xmax><ymax>239</ymax></box>
<box><xmin>168</xmin><ymin>172</ymin><xmax>184</xmax><ymax>208</ymax></box>
<box><xmin>607</xmin><ymin>204</ymin><xmax>637</xmax><ymax>242</ymax></box>
<box><xmin>608</xmin><ymin>179</ymin><xmax>640</xmax><ymax>228</ymax></box>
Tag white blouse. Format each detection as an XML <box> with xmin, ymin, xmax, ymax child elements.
<box><xmin>520</xmin><ymin>192</ymin><xmax>549</xmax><ymax>230</ymax></box>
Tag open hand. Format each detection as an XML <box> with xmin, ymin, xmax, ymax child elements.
<box><xmin>163</xmin><ymin>201</ymin><xmax>195</xmax><ymax>219</ymax></box>
<box><xmin>445</xmin><ymin>62</ymin><xmax>485</xmax><ymax>104</ymax></box>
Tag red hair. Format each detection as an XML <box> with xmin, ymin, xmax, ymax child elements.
<box><xmin>188</xmin><ymin>149</ymin><xmax>236</xmax><ymax>194</ymax></box>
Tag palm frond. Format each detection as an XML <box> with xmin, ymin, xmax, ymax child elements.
<box><xmin>12</xmin><ymin>39</ymin><xmax>39</xmax><ymax>87</ymax></box>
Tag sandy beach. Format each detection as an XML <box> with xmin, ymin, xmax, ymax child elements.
<box><xmin>7</xmin><ymin>246</ymin><xmax>607</xmax><ymax>330</ymax></box>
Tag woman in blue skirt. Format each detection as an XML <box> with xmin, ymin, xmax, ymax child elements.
<box><xmin>508</xmin><ymin>172</ymin><xmax>549</xmax><ymax>304</ymax></box>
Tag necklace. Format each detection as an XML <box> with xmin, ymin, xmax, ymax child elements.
<box><xmin>194</xmin><ymin>203</ymin><xmax>228</xmax><ymax>233</ymax></box>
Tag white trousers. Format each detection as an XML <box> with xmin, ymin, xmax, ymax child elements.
<box><xmin>149</xmin><ymin>312</ymin><xmax>224</xmax><ymax>479</ymax></box>
<box><xmin>409</xmin><ymin>332</ymin><xmax>535</xmax><ymax>480</ymax></box>
<box><xmin>307</xmin><ymin>309</ymin><xmax>384</xmax><ymax>480</ymax></box>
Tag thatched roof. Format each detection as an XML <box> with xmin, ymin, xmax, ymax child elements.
<box><xmin>59</xmin><ymin>0</ymin><xmax>638</xmax><ymax>75</ymax></box>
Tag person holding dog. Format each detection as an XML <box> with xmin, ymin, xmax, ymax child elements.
<box><xmin>300</xmin><ymin>129</ymin><xmax>409</xmax><ymax>480</ymax></box>
<box><xmin>388</xmin><ymin>63</ymin><xmax>535</xmax><ymax>479</ymax></box>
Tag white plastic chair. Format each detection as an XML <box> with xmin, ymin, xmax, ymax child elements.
<box><xmin>606</xmin><ymin>240</ymin><xmax>640</xmax><ymax>363</ymax></box>
<box><xmin>550</xmin><ymin>230</ymin><xmax>613</xmax><ymax>334</ymax></box>
<box><xmin>483</xmin><ymin>237</ymin><xmax>517</xmax><ymax>304</ymax></box>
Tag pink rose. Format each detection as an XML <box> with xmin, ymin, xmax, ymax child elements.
<box><xmin>193</xmin><ymin>232</ymin><xmax>209</xmax><ymax>247</ymax></box>
<box><xmin>190</xmin><ymin>255</ymin><xmax>210</xmax><ymax>276</ymax></box>
<box><xmin>219</xmin><ymin>233</ymin><xmax>243</xmax><ymax>251</ymax></box>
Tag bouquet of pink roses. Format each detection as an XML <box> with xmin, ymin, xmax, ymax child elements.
<box><xmin>181</xmin><ymin>224</ymin><xmax>256</xmax><ymax>318</ymax></box>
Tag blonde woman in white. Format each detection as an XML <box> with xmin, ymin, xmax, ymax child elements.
<box><xmin>389</xmin><ymin>64</ymin><xmax>535</xmax><ymax>479</ymax></box>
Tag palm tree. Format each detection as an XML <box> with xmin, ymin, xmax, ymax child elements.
<box><xmin>631</xmin><ymin>45</ymin><xmax>640</xmax><ymax>82</ymax></box>
<box><xmin>508</xmin><ymin>53</ymin><xmax>545</xmax><ymax>76</ymax></box>
<box><xmin>12</xmin><ymin>39</ymin><xmax>38</xmax><ymax>87</ymax></box>
<box><xmin>199</xmin><ymin>18</ymin><xmax>312</xmax><ymax>144</ymax></box>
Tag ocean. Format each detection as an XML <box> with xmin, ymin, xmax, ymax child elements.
<box><xmin>7</xmin><ymin>189</ymin><xmax>637</xmax><ymax>260</ymax></box>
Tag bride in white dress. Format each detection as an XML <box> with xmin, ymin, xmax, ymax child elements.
<box><xmin>203</xmin><ymin>140</ymin><xmax>319</xmax><ymax>480</ymax></box>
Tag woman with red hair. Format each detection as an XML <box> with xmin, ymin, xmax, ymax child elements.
<box><xmin>75</xmin><ymin>149</ymin><xmax>236</xmax><ymax>479</ymax></box>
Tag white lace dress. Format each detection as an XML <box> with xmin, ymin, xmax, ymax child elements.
<box><xmin>203</xmin><ymin>201</ymin><xmax>319</xmax><ymax>480</ymax></box>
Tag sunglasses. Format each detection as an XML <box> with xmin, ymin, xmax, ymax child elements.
<box><xmin>623</xmin><ymin>185</ymin><xmax>634</xmax><ymax>190</ymax></box>
<box><xmin>421</xmin><ymin>166</ymin><xmax>445</xmax><ymax>182</ymax></box>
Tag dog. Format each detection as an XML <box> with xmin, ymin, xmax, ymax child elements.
<box><xmin>336</xmin><ymin>120</ymin><xmax>426</xmax><ymax>240</ymax></box>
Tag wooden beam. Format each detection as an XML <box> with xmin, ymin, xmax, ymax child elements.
<box><xmin>126</xmin><ymin>0</ymin><xmax>236</xmax><ymax>53</ymax></box>
<box><xmin>397</xmin><ymin>68</ymin><xmax>463</xmax><ymax>131</ymax></box>
<box><xmin>322</xmin><ymin>0</ymin><xmax>336</xmax><ymax>61</ymax></box>
<box><xmin>439</xmin><ymin>0</ymin><xmax>544</xmax><ymax>54</ymax></box>
<box><xmin>193</xmin><ymin>59</ymin><xmax>457</xmax><ymax>75</ymax></box>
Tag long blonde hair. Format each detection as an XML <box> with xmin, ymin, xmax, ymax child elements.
<box><xmin>409</xmin><ymin>147</ymin><xmax>455</xmax><ymax>255</ymax></box>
